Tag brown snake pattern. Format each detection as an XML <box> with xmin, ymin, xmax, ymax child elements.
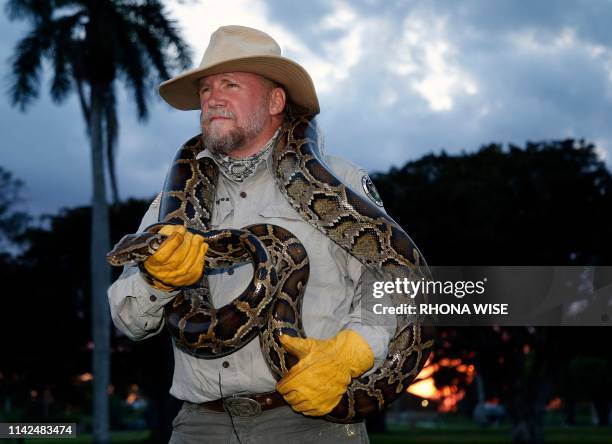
<box><xmin>106</xmin><ymin>114</ymin><xmax>434</xmax><ymax>422</ymax></box>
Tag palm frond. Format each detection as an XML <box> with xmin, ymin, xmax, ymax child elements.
<box><xmin>148</xmin><ymin>1</ymin><xmax>192</xmax><ymax>70</ymax></box>
<box><xmin>131</xmin><ymin>1</ymin><xmax>192</xmax><ymax>70</ymax></box>
<box><xmin>71</xmin><ymin>39</ymin><xmax>91</xmax><ymax>125</ymax></box>
<box><xmin>50</xmin><ymin>13</ymin><xmax>82</xmax><ymax>103</ymax></box>
<box><xmin>115</xmin><ymin>35</ymin><xmax>148</xmax><ymax>119</ymax></box>
<box><xmin>4</xmin><ymin>0</ymin><xmax>52</xmax><ymax>23</ymax></box>
<box><xmin>120</xmin><ymin>0</ymin><xmax>192</xmax><ymax>74</ymax></box>
<box><xmin>8</xmin><ymin>24</ymin><xmax>53</xmax><ymax>110</ymax></box>
<box><xmin>118</xmin><ymin>52</ymin><xmax>148</xmax><ymax>120</ymax></box>
<box><xmin>74</xmin><ymin>76</ymin><xmax>91</xmax><ymax>130</ymax></box>
<box><xmin>131</xmin><ymin>20</ymin><xmax>171</xmax><ymax>80</ymax></box>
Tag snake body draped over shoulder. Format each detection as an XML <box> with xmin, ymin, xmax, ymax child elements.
<box><xmin>270</xmin><ymin>115</ymin><xmax>434</xmax><ymax>422</ymax></box>
<box><xmin>106</xmin><ymin>114</ymin><xmax>435</xmax><ymax>422</ymax></box>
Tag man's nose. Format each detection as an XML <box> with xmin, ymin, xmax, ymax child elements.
<box><xmin>201</xmin><ymin>87</ymin><xmax>226</xmax><ymax>109</ymax></box>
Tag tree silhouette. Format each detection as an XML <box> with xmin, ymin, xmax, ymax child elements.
<box><xmin>5</xmin><ymin>1</ymin><xmax>191</xmax><ymax>441</ymax></box>
<box><xmin>374</xmin><ymin>139</ymin><xmax>612</xmax><ymax>266</ymax></box>
<box><xmin>0</xmin><ymin>165</ymin><xmax>29</xmax><ymax>253</ymax></box>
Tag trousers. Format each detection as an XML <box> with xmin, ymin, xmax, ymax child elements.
<box><xmin>168</xmin><ymin>402</ymin><xmax>370</xmax><ymax>444</ymax></box>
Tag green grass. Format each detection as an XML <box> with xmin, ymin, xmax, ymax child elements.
<box><xmin>370</xmin><ymin>425</ymin><xmax>612</xmax><ymax>444</ymax></box>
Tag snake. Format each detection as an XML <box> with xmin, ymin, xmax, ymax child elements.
<box><xmin>106</xmin><ymin>114</ymin><xmax>435</xmax><ymax>422</ymax></box>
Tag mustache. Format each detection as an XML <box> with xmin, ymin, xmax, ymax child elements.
<box><xmin>200</xmin><ymin>108</ymin><xmax>235</xmax><ymax>125</ymax></box>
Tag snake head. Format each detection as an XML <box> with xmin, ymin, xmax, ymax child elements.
<box><xmin>106</xmin><ymin>231</ymin><xmax>167</xmax><ymax>266</ymax></box>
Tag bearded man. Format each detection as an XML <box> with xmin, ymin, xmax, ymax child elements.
<box><xmin>108</xmin><ymin>25</ymin><xmax>394</xmax><ymax>444</ymax></box>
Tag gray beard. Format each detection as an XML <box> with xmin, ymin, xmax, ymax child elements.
<box><xmin>201</xmin><ymin>126</ymin><xmax>247</xmax><ymax>155</ymax></box>
<box><xmin>201</xmin><ymin>107</ymin><xmax>267</xmax><ymax>155</ymax></box>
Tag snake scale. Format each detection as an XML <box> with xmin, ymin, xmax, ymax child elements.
<box><xmin>107</xmin><ymin>114</ymin><xmax>435</xmax><ymax>422</ymax></box>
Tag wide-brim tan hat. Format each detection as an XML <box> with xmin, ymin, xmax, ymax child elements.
<box><xmin>159</xmin><ymin>25</ymin><xmax>320</xmax><ymax>114</ymax></box>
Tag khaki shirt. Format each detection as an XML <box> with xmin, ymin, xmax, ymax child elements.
<box><xmin>108</xmin><ymin>145</ymin><xmax>395</xmax><ymax>402</ymax></box>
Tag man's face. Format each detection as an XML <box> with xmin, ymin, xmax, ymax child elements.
<box><xmin>198</xmin><ymin>72</ymin><xmax>273</xmax><ymax>155</ymax></box>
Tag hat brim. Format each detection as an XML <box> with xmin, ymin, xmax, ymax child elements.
<box><xmin>158</xmin><ymin>55</ymin><xmax>320</xmax><ymax>114</ymax></box>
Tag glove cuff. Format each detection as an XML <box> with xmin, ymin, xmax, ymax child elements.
<box><xmin>138</xmin><ymin>263</ymin><xmax>176</xmax><ymax>292</ymax></box>
<box><xmin>337</xmin><ymin>329</ymin><xmax>375</xmax><ymax>377</ymax></box>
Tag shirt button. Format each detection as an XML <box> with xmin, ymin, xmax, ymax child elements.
<box><xmin>222</xmin><ymin>361</ymin><xmax>230</xmax><ymax>368</ymax></box>
<box><xmin>240</xmin><ymin>191</ymin><xmax>247</xmax><ymax>198</ymax></box>
<box><xmin>149</xmin><ymin>295</ymin><xmax>157</xmax><ymax>302</ymax></box>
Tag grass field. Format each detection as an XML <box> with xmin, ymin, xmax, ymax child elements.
<box><xmin>370</xmin><ymin>425</ymin><xmax>612</xmax><ymax>444</ymax></box>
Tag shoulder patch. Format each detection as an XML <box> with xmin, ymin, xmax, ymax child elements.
<box><xmin>151</xmin><ymin>192</ymin><xmax>162</xmax><ymax>208</ymax></box>
<box><xmin>361</xmin><ymin>174</ymin><xmax>384</xmax><ymax>207</ymax></box>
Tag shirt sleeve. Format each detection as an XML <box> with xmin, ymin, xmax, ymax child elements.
<box><xmin>107</xmin><ymin>194</ymin><xmax>179</xmax><ymax>341</ymax></box>
<box><xmin>326</xmin><ymin>156</ymin><xmax>396</xmax><ymax>367</ymax></box>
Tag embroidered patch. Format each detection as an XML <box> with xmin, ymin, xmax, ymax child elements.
<box><xmin>361</xmin><ymin>174</ymin><xmax>383</xmax><ymax>207</ymax></box>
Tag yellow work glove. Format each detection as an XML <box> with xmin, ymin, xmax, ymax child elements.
<box><xmin>276</xmin><ymin>329</ymin><xmax>374</xmax><ymax>416</ymax></box>
<box><xmin>143</xmin><ymin>225</ymin><xmax>208</xmax><ymax>291</ymax></box>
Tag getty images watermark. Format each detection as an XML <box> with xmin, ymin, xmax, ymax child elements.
<box><xmin>372</xmin><ymin>277</ymin><xmax>508</xmax><ymax>316</ymax></box>
<box><xmin>360</xmin><ymin>266</ymin><xmax>612</xmax><ymax>326</ymax></box>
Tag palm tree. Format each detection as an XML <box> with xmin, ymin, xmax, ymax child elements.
<box><xmin>6</xmin><ymin>1</ymin><xmax>191</xmax><ymax>442</ymax></box>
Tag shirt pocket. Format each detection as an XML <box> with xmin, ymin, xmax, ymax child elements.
<box><xmin>210</xmin><ymin>201</ymin><xmax>233</xmax><ymax>229</ymax></box>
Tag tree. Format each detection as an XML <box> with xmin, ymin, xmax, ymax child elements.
<box><xmin>0</xmin><ymin>166</ymin><xmax>29</xmax><ymax>253</ymax></box>
<box><xmin>373</xmin><ymin>139</ymin><xmax>612</xmax><ymax>266</ymax></box>
<box><xmin>5</xmin><ymin>2</ymin><xmax>191</xmax><ymax>442</ymax></box>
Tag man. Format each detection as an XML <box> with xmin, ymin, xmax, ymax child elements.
<box><xmin>108</xmin><ymin>25</ymin><xmax>393</xmax><ymax>443</ymax></box>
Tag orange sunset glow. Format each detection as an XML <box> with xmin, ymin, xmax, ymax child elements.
<box><xmin>407</xmin><ymin>357</ymin><xmax>476</xmax><ymax>412</ymax></box>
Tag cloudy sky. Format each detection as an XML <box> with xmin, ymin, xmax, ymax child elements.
<box><xmin>2</xmin><ymin>0</ymin><xmax>612</xmax><ymax>216</ymax></box>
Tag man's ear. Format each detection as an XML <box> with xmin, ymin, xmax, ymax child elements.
<box><xmin>269</xmin><ymin>87</ymin><xmax>286</xmax><ymax>116</ymax></box>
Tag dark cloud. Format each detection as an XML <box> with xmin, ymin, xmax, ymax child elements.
<box><xmin>315</xmin><ymin>0</ymin><xmax>612</xmax><ymax>171</ymax></box>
